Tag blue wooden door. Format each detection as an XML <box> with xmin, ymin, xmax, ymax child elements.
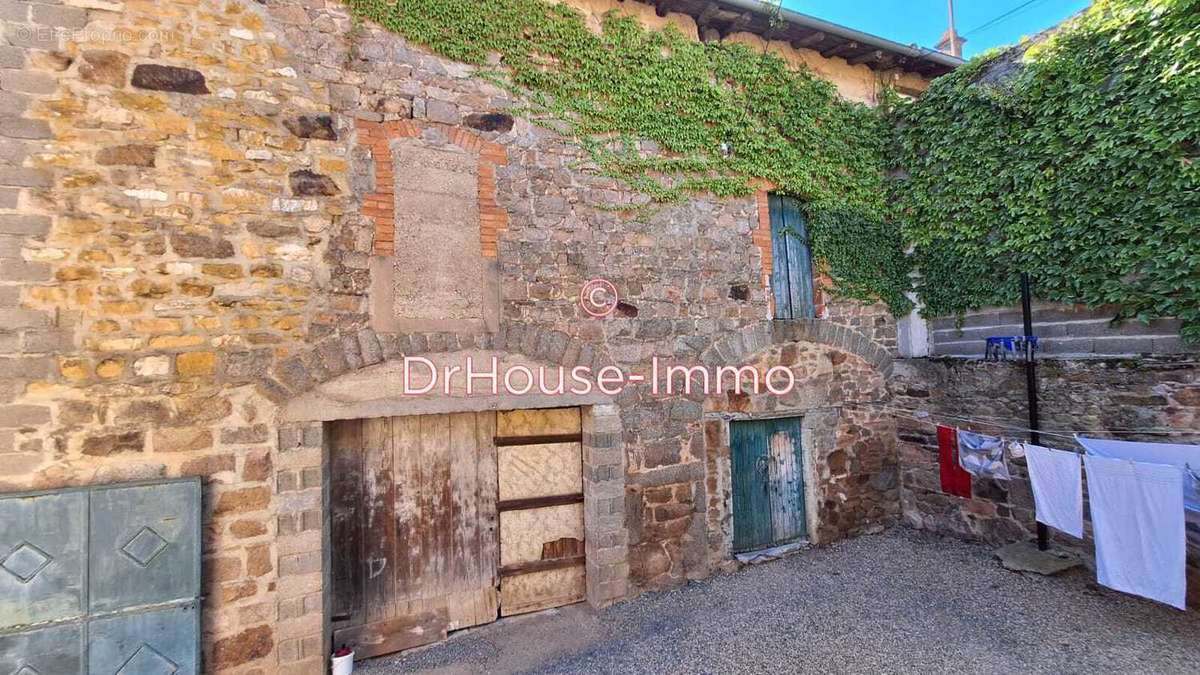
<box><xmin>768</xmin><ymin>194</ymin><xmax>816</xmax><ymax>319</ymax></box>
<box><xmin>731</xmin><ymin>418</ymin><xmax>807</xmax><ymax>552</ymax></box>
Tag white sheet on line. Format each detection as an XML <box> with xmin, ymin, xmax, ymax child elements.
<box><xmin>1025</xmin><ymin>444</ymin><xmax>1083</xmax><ymax>538</ymax></box>
<box><xmin>1083</xmin><ymin>454</ymin><xmax>1187</xmax><ymax>610</ymax></box>
<box><xmin>1077</xmin><ymin>436</ymin><xmax>1200</xmax><ymax>512</ymax></box>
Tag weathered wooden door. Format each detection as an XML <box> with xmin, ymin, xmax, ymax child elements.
<box><xmin>730</xmin><ymin>417</ymin><xmax>806</xmax><ymax>552</ymax></box>
<box><xmin>768</xmin><ymin>194</ymin><xmax>817</xmax><ymax>319</ymax></box>
<box><xmin>330</xmin><ymin>413</ymin><xmax>498</xmax><ymax>658</ymax></box>
<box><xmin>330</xmin><ymin>407</ymin><xmax>585</xmax><ymax>658</ymax></box>
<box><xmin>495</xmin><ymin>408</ymin><xmax>586</xmax><ymax>616</ymax></box>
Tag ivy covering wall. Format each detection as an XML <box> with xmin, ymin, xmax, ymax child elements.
<box><xmin>891</xmin><ymin>0</ymin><xmax>1200</xmax><ymax>336</ymax></box>
<box><xmin>346</xmin><ymin>0</ymin><xmax>1198</xmax><ymax>334</ymax></box>
<box><xmin>345</xmin><ymin>0</ymin><xmax>913</xmax><ymax>313</ymax></box>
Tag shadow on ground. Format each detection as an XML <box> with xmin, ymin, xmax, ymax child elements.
<box><xmin>360</xmin><ymin>527</ymin><xmax>1200</xmax><ymax>674</ymax></box>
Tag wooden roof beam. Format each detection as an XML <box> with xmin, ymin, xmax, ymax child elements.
<box><xmin>849</xmin><ymin>49</ymin><xmax>885</xmax><ymax>66</ymax></box>
<box><xmin>722</xmin><ymin>11</ymin><xmax>754</xmax><ymax>37</ymax></box>
<box><xmin>790</xmin><ymin>30</ymin><xmax>826</xmax><ymax>50</ymax></box>
<box><xmin>819</xmin><ymin>40</ymin><xmax>858</xmax><ymax>59</ymax></box>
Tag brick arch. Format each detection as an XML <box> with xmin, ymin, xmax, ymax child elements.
<box><xmin>258</xmin><ymin>323</ymin><xmax>614</xmax><ymax>407</ymax></box>
<box><xmin>700</xmin><ymin>320</ymin><xmax>894</xmax><ymax>376</ymax></box>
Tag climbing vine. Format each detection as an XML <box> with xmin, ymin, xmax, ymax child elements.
<box><xmin>345</xmin><ymin>0</ymin><xmax>1198</xmax><ymax>331</ymax></box>
<box><xmin>890</xmin><ymin>0</ymin><xmax>1200</xmax><ymax>336</ymax></box>
<box><xmin>344</xmin><ymin>0</ymin><xmax>913</xmax><ymax>313</ymax></box>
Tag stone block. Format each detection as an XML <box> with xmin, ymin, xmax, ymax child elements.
<box><xmin>289</xmin><ymin>169</ymin><xmax>339</xmax><ymax>196</ymax></box>
<box><xmin>153</xmin><ymin>426</ymin><xmax>213</xmax><ymax>453</ymax></box>
<box><xmin>464</xmin><ymin>112</ymin><xmax>514</xmax><ymax>132</ymax></box>
<box><xmin>426</xmin><ymin>98</ymin><xmax>460</xmax><ymax>124</ymax></box>
<box><xmin>0</xmin><ymin>1</ymin><xmax>29</xmax><ymax>22</ymax></box>
<box><xmin>81</xmin><ymin>429</ymin><xmax>145</xmax><ymax>456</ymax></box>
<box><xmin>0</xmin><ymin>166</ymin><xmax>50</xmax><ymax>187</ymax></box>
<box><xmin>220</xmin><ymin>424</ymin><xmax>269</xmax><ymax>444</ymax></box>
<box><xmin>215</xmin><ymin>486</ymin><xmax>272</xmax><ymax>515</ymax></box>
<box><xmin>20</xmin><ymin>328</ymin><xmax>74</xmax><ymax>352</ymax></box>
<box><xmin>179</xmin><ymin>453</ymin><xmax>236</xmax><ymax>477</ymax></box>
<box><xmin>210</xmin><ymin>625</ymin><xmax>274</xmax><ymax>670</ymax></box>
<box><xmin>284</xmin><ymin>115</ymin><xmax>337</xmax><ymax>140</ymax></box>
<box><xmin>79</xmin><ymin>49</ymin><xmax>129</xmax><ymax>87</ymax></box>
<box><xmin>96</xmin><ymin>143</ymin><xmax>156</xmax><ymax>167</ymax></box>
<box><xmin>131</xmin><ymin>64</ymin><xmax>209</xmax><ymax>94</ymax></box>
<box><xmin>0</xmin><ymin>404</ymin><xmax>50</xmax><ymax>428</ymax></box>
<box><xmin>30</xmin><ymin>3</ymin><xmax>88</xmax><ymax>28</ymax></box>
<box><xmin>0</xmin><ymin>46</ymin><xmax>25</xmax><ymax>69</ymax></box>
<box><xmin>0</xmin><ymin>355</ymin><xmax>53</xmax><ymax>378</ymax></box>
<box><xmin>176</xmin><ymin>351</ymin><xmax>216</xmax><ymax>377</ymax></box>
<box><xmin>0</xmin><ymin>69</ymin><xmax>57</xmax><ymax>95</ymax></box>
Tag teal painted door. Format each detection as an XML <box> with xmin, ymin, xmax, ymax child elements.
<box><xmin>768</xmin><ymin>194</ymin><xmax>816</xmax><ymax>319</ymax></box>
<box><xmin>731</xmin><ymin>418</ymin><xmax>806</xmax><ymax>552</ymax></box>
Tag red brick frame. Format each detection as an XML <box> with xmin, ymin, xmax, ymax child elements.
<box><xmin>753</xmin><ymin>188</ymin><xmax>827</xmax><ymax>318</ymax></box>
<box><xmin>355</xmin><ymin>119</ymin><xmax>509</xmax><ymax>258</ymax></box>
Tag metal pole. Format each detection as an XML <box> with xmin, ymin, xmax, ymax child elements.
<box><xmin>1021</xmin><ymin>273</ymin><xmax>1048</xmax><ymax>551</ymax></box>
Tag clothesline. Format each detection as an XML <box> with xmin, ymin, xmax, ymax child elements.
<box><xmin>841</xmin><ymin>400</ymin><xmax>1200</xmax><ymax>441</ymax></box>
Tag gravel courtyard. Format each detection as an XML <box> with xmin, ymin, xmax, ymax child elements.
<box><xmin>360</xmin><ymin>528</ymin><xmax>1200</xmax><ymax>674</ymax></box>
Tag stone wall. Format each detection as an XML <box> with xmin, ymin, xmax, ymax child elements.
<box><xmin>0</xmin><ymin>0</ymin><xmax>927</xmax><ymax>670</ymax></box>
<box><xmin>930</xmin><ymin>302</ymin><xmax>1198</xmax><ymax>358</ymax></box>
<box><xmin>890</xmin><ymin>357</ymin><xmax>1200</xmax><ymax>603</ymax></box>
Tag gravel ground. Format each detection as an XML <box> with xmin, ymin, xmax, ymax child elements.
<box><xmin>360</xmin><ymin>528</ymin><xmax>1200</xmax><ymax>674</ymax></box>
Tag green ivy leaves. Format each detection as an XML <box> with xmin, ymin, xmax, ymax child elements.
<box><xmin>345</xmin><ymin>0</ymin><xmax>913</xmax><ymax>315</ymax></box>
<box><xmin>891</xmin><ymin>0</ymin><xmax>1200</xmax><ymax>337</ymax></box>
<box><xmin>347</xmin><ymin>0</ymin><xmax>1197</xmax><ymax>334</ymax></box>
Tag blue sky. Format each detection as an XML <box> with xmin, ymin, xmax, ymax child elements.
<box><xmin>783</xmin><ymin>0</ymin><xmax>1092</xmax><ymax>58</ymax></box>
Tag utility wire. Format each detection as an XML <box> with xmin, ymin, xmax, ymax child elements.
<box><xmin>841</xmin><ymin>400</ymin><xmax>1200</xmax><ymax>441</ymax></box>
<box><xmin>962</xmin><ymin>0</ymin><xmax>1050</xmax><ymax>37</ymax></box>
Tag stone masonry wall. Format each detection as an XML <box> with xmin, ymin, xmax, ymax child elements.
<box><xmin>0</xmin><ymin>0</ymin><xmax>927</xmax><ymax>670</ymax></box>
<box><xmin>930</xmin><ymin>302</ymin><xmax>1199</xmax><ymax>358</ymax></box>
<box><xmin>890</xmin><ymin>357</ymin><xmax>1200</xmax><ymax>604</ymax></box>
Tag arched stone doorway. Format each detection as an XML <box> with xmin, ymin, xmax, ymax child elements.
<box><xmin>269</xmin><ymin>335</ymin><xmax>629</xmax><ymax>661</ymax></box>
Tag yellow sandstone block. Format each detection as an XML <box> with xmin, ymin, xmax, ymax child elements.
<box><xmin>177</xmin><ymin>351</ymin><xmax>216</xmax><ymax>378</ymax></box>
<box><xmin>96</xmin><ymin>359</ymin><xmax>124</xmax><ymax>379</ymax></box>
<box><xmin>150</xmin><ymin>335</ymin><xmax>206</xmax><ymax>349</ymax></box>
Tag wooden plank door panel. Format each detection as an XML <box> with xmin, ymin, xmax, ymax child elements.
<box><xmin>731</xmin><ymin>419</ymin><xmax>772</xmax><ymax>552</ymax></box>
<box><xmin>766</xmin><ymin>417</ymin><xmax>806</xmax><ymax>544</ymax></box>
<box><xmin>363</xmin><ymin>416</ymin><xmax>396</xmax><ymax>624</ymax></box>
<box><xmin>331</xmin><ymin>411</ymin><xmax>498</xmax><ymax>659</ymax></box>
<box><xmin>329</xmin><ymin>420</ymin><xmax>364</xmax><ymax>628</ymax></box>
<box><xmin>768</xmin><ymin>193</ymin><xmax>794</xmax><ymax>319</ymax></box>
<box><xmin>497</xmin><ymin>442</ymin><xmax>584</xmax><ymax>501</ymax></box>
<box><xmin>496</xmin><ymin>407</ymin><xmax>581</xmax><ymax>437</ymax></box>
<box><xmin>780</xmin><ymin>197</ymin><xmax>816</xmax><ymax>319</ymax></box>
<box><xmin>495</xmin><ymin>408</ymin><xmax>585</xmax><ymax>617</ymax></box>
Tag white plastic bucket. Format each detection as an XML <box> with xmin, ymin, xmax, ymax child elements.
<box><xmin>331</xmin><ymin>651</ymin><xmax>354</xmax><ymax>675</ymax></box>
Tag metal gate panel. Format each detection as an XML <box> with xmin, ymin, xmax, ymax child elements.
<box><xmin>0</xmin><ymin>490</ymin><xmax>86</xmax><ymax>629</ymax></box>
<box><xmin>0</xmin><ymin>622</ymin><xmax>83</xmax><ymax>674</ymax></box>
<box><xmin>0</xmin><ymin>478</ymin><xmax>201</xmax><ymax>674</ymax></box>
<box><xmin>87</xmin><ymin>604</ymin><xmax>200</xmax><ymax>674</ymax></box>
<box><xmin>89</xmin><ymin>482</ymin><xmax>200</xmax><ymax>613</ymax></box>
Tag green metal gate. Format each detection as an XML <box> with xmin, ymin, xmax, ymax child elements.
<box><xmin>731</xmin><ymin>417</ymin><xmax>807</xmax><ymax>552</ymax></box>
<box><xmin>0</xmin><ymin>478</ymin><xmax>201</xmax><ymax>673</ymax></box>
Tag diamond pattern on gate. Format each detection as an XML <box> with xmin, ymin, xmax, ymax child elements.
<box><xmin>15</xmin><ymin>665</ymin><xmax>43</xmax><ymax>675</ymax></box>
<box><xmin>116</xmin><ymin>644</ymin><xmax>179</xmax><ymax>674</ymax></box>
<box><xmin>0</xmin><ymin>542</ymin><xmax>53</xmax><ymax>584</ymax></box>
<box><xmin>120</xmin><ymin>527</ymin><xmax>169</xmax><ymax>568</ymax></box>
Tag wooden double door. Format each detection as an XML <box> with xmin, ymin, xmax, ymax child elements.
<box><xmin>730</xmin><ymin>417</ymin><xmax>807</xmax><ymax>553</ymax></box>
<box><xmin>329</xmin><ymin>408</ymin><xmax>586</xmax><ymax>658</ymax></box>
